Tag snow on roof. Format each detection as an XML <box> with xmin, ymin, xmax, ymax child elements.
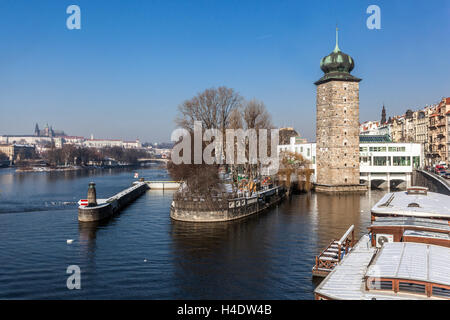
<box><xmin>315</xmin><ymin>235</ymin><xmax>377</xmax><ymax>300</ymax></box>
<box><xmin>366</xmin><ymin>242</ymin><xmax>450</xmax><ymax>287</ymax></box>
<box><xmin>403</xmin><ymin>229</ymin><xmax>450</xmax><ymax>241</ymax></box>
<box><xmin>371</xmin><ymin>191</ymin><xmax>450</xmax><ymax>219</ymax></box>
<box><xmin>370</xmin><ymin>216</ymin><xmax>450</xmax><ymax>233</ymax></box>
<box><xmin>315</xmin><ymin>237</ymin><xmax>450</xmax><ymax>300</ymax></box>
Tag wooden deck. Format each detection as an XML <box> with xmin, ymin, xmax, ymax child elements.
<box><xmin>312</xmin><ymin>225</ymin><xmax>356</xmax><ymax>277</ymax></box>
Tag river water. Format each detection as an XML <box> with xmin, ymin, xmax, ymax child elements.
<box><xmin>0</xmin><ymin>167</ymin><xmax>385</xmax><ymax>299</ymax></box>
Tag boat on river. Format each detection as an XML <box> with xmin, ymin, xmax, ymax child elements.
<box><xmin>313</xmin><ymin>187</ymin><xmax>450</xmax><ymax>300</ymax></box>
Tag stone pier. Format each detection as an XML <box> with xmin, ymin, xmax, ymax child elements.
<box><xmin>78</xmin><ymin>181</ymin><xmax>149</xmax><ymax>222</ymax></box>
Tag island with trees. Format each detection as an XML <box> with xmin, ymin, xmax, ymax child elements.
<box><xmin>167</xmin><ymin>86</ymin><xmax>291</xmax><ymax>222</ymax></box>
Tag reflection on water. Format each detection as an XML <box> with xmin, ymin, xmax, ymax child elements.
<box><xmin>0</xmin><ymin>167</ymin><xmax>385</xmax><ymax>299</ymax></box>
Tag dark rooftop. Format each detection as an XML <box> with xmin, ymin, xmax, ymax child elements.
<box><xmin>359</xmin><ymin>135</ymin><xmax>392</xmax><ymax>143</ymax></box>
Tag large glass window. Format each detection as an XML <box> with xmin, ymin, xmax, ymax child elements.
<box><xmin>393</xmin><ymin>156</ymin><xmax>411</xmax><ymax>166</ymax></box>
<box><xmin>360</xmin><ymin>147</ymin><xmax>368</xmax><ymax>152</ymax></box>
<box><xmin>388</xmin><ymin>146</ymin><xmax>406</xmax><ymax>152</ymax></box>
<box><xmin>369</xmin><ymin>146</ymin><xmax>387</xmax><ymax>152</ymax></box>
<box><xmin>413</xmin><ymin>156</ymin><xmax>420</xmax><ymax>168</ymax></box>
<box><xmin>360</xmin><ymin>157</ymin><xmax>371</xmax><ymax>165</ymax></box>
<box><xmin>373</xmin><ymin>157</ymin><xmax>387</xmax><ymax>166</ymax></box>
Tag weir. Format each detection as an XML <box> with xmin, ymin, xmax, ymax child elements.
<box><xmin>145</xmin><ymin>181</ymin><xmax>181</xmax><ymax>190</ymax></box>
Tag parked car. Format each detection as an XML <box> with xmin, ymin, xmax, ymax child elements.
<box><xmin>435</xmin><ymin>165</ymin><xmax>445</xmax><ymax>174</ymax></box>
<box><xmin>438</xmin><ymin>170</ymin><xmax>447</xmax><ymax>177</ymax></box>
<box><xmin>444</xmin><ymin>172</ymin><xmax>450</xmax><ymax>180</ymax></box>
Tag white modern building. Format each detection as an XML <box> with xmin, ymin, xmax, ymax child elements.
<box><xmin>278</xmin><ymin>136</ymin><xmax>423</xmax><ymax>189</ymax></box>
<box><xmin>83</xmin><ymin>138</ymin><xmax>142</xmax><ymax>149</ymax></box>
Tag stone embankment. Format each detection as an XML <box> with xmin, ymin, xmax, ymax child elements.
<box><xmin>170</xmin><ymin>186</ymin><xmax>286</xmax><ymax>222</ymax></box>
<box><xmin>78</xmin><ymin>181</ymin><xmax>149</xmax><ymax>222</ymax></box>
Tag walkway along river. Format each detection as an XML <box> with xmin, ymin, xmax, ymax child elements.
<box><xmin>0</xmin><ymin>167</ymin><xmax>385</xmax><ymax>299</ymax></box>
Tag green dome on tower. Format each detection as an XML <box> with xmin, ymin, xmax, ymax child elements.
<box><xmin>315</xmin><ymin>28</ymin><xmax>361</xmax><ymax>85</ymax></box>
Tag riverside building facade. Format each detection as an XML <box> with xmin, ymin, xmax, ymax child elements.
<box><xmin>360</xmin><ymin>98</ymin><xmax>449</xmax><ymax>166</ymax></box>
<box><xmin>278</xmin><ymin>135</ymin><xmax>423</xmax><ymax>190</ymax></box>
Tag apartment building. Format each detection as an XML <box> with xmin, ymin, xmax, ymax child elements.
<box><xmin>428</xmin><ymin>98</ymin><xmax>450</xmax><ymax>165</ymax></box>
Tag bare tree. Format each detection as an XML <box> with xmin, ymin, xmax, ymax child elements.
<box><xmin>278</xmin><ymin>151</ymin><xmax>313</xmax><ymax>192</ymax></box>
<box><xmin>168</xmin><ymin>132</ymin><xmax>220</xmax><ymax>195</ymax></box>
<box><xmin>176</xmin><ymin>86</ymin><xmax>243</xmax><ymax>131</ymax></box>
<box><xmin>171</xmin><ymin>88</ymin><xmax>276</xmax><ymax>195</ymax></box>
<box><xmin>228</xmin><ymin>108</ymin><xmax>243</xmax><ymax>130</ymax></box>
<box><xmin>243</xmin><ymin>99</ymin><xmax>273</xmax><ymax>130</ymax></box>
<box><xmin>241</xmin><ymin>99</ymin><xmax>274</xmax><ymax>180</ymax></box>
<box><xmin>0</xmin><ymin>152</ymin><xmax>8</xmax><ymax>161</ymax></box>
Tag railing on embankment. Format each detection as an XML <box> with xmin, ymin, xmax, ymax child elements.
<box><xmin>170</xmin><ymin>186</ymin><xmax>286</xmax><ymax>222</ymax></box>
<box><xmin>413</xmin><ymin>169</ymin><xmax>450</xmax><ymax>196</ymax></box>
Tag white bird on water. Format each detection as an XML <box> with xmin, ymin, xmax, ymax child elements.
<box><xmin>67</xmin><ymin>239</ymin><xmax>74</xmax><ymax>244</ymax></box>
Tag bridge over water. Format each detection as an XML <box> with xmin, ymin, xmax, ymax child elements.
<box><xmin>137</xmin><ymin>158</ymin><xmax>169</xmax><ymax>164</ymax></box>
<box><xmin>412</xmin><ymin>169</ymin><xmax>450</xmax><ymax>196</ymax></box>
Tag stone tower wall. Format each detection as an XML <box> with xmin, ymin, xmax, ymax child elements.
<box><xmin>316</xmin><ymin>80</ymin><xmax>360</xmax><ymax>186</ymax></box>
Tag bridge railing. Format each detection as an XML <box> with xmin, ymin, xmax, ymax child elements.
<box><xmin>415</xmin><ymin>169</ymin><xmax>450</xmax><ymax>194</ymax></box>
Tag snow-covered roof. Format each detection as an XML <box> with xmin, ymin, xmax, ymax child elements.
<box><xmin>366</xmin><ymin>242</ymin><xmax>450</xmax><ymax>287</ymax></box>
<box><xmin>403</xmin><ymin>229</ymin><xmax>450</xmax><ymax>241</ymax></box>
<box><xmin>370</xmin><ymin>216</ymin><xmax>450</xmax><ymax>233</ymax></box>
<box><xmin>315</xmin><ymin>237</ymin><xmax>450</xmax><ymax>300</ymax></box>
<box><xmin>371</xmin><ymin>190</ymin><xmax>450</xmax><ymax>219</ymax></box>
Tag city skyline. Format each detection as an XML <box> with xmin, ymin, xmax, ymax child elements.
<box><xmin>0</xmin><ymin>0</ymin><xmax>449</xmax><ymax>142</ymax></box>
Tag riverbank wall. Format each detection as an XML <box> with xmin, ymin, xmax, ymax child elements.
<box><xmin>170</xmin><ymin>186</ymin><xmax>286</xmax><ymax>222</ymax></box>
<box><xmin>314</xmin><ymin>184</ymin><xmax>368</xmax><ymax>193</ymax></box>
<box><xmin>78</xmin><ymin>181</ymin><xmax>149</xmax><ymax>222</ymax></box>
<box><xmin>412</xmin><ymin>169</ymin><xmax>450</xmax><ymax>196</ymax></box>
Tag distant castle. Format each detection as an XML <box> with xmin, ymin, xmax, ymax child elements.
<box><xmin>34</xmin><ymin>123</ymin><xmax>65</xmax><ymax>138</ymax></box>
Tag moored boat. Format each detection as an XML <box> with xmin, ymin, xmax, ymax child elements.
<box><xmin>313</xmin><ymin>187</ymin><xmax>450</xmax><ymax>300</ymax></box>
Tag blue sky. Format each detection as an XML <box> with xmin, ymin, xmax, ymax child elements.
<box><xmin>0</xmin><ymin>0</ymin><xmax>449</xmax><ymax>142</ymax></box>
